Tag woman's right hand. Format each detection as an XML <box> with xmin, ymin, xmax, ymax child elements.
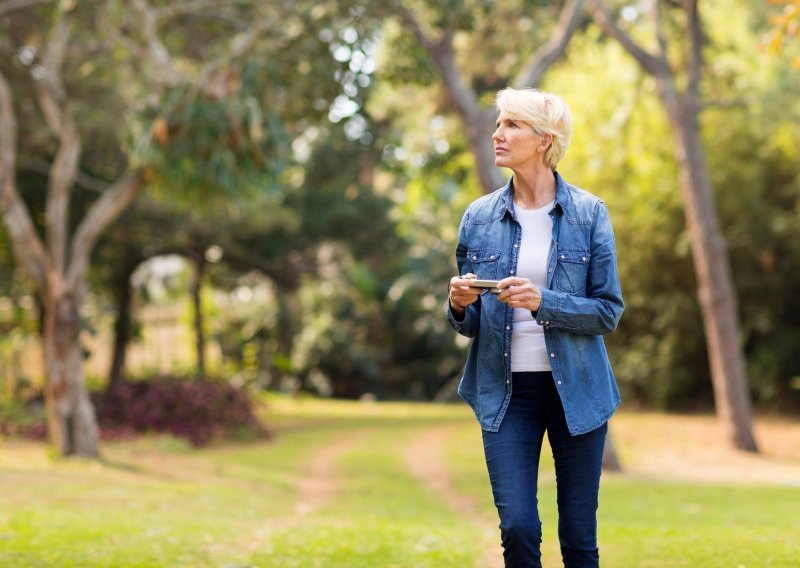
<box><xmin>448</xmin><ymin>273</ymin><xmax>481</xmax><ymax>313</ymax></box>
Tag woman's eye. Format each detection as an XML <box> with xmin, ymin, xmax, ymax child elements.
<box><xmin>508</xmin><ymin>121</ymin><xmax>517</xmax><ymax>128</ymax></box>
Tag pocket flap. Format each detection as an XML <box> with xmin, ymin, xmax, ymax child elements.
<box><xmin>467</xmin><ymin>248</ymin><xmax>502</xmax><ymax>263</ymax></box>
<box><xmin>556</xmin><ymin>250</ymin><xmax>591</xmax><ymax>264</ymax></box>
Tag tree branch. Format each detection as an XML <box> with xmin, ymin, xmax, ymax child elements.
<box><xmin>35</xmin><ymin>14</ymin><xmax>72</xmax><ymax>133</ymax></box>
<box><xmin>34</xmin><ymin>12</ymin><xmax>80</xmax><ymax>275</ymax></box>
<box><xmin>46</xmin><ymin>110</ymin><xmax>81</xmax><ymax>274</ymax></box>
<box><xmin>67</xmin><ymin>171</ymin><xmax>146</xmax><ymax>289</ymax></box>
<box><xmin>120</xmin><ymin>0</ymin><xmax>275</xmax><ymax>93</ymax></box>
<box><xmin>393</xmin><ymin>1</ymin><xmax>504</xmax><ymax>193</ymax></box>
<box><xmin>195</xmin><ymin>7</ymin><xmax>271</xmax><ymax>82</ymax></box>
<box><xmin>686</xmin><ymin>0</ymin><xmax>703</xmax><ymax>103</ymax></box>
<box><xmin>154</xmin><ymin>0</ymin><xmax>249</xmax><ymax>20</ymax></box>
<box><xmin>0</xmin><ymin>70</ymin><xmax>52</xmax><ymax>293</ymax></box>
<box><xmin>130</xmin><ymin>0</ymin><xmax>183</xmax><ymax>86</ymax></box>
<box><xmin>19</xmin><ymin>156</ymin><xmax>111</xmax><ymax>193</ymax></box>
<box><xmin>650</xmin><ymin>0</ymin><xmax>670</xmax><ymax>62</ymax></box>
<box><xmin>99</xmin><ymin>0</ymin><xmax>152</xmax><ymax>69</ymax></box>
<box><xmin>514</xmin><ymin>0</ymin><xmax>587</xmax><ymax>88</ymax></box>
<box><xmin>394</xmin><ymin>4</ymin><xmax>480</xmax><ymax>121</ymax></box>
<box><xmin>394</xmin><ymin>1</ymin><xmax>438</xmax><ymax>54</ymax></box>
<box><xmin>0</xmin><ymin>0</ymin><xmax>52</xmax><ymax>16</ymax></box>
<box><xmin>588</xmin><ymin>0</ymin><xmax>669</xmax><ymax>77</ymax></box>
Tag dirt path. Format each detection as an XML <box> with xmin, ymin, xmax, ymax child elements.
<box><xmin>402</xmin><ymin>424</ymin><xmax>504</xmax><ymax>568</ymax></box>
<box><xmin>294</xmin><ymin>428</ymin><xmax>371</xmax><ymax>515</ymax></box>
<box><xmin>236</xmin><ymin>428</ymin><xmax>372</xmax><ymax>555</ymax></box>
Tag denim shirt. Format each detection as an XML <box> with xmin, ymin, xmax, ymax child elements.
<box><xmin>446</xmin><ymin>172</ymin><xmax>624</xmax><ymax>435</ymax></box>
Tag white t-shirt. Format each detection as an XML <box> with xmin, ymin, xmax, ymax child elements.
<box><xmin>511</xmin><ymin>200</ymin><xmax>554</xmax><ymax>372</ymax></box>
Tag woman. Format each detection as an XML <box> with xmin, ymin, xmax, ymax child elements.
<box><xmin>446</xmin><ymin>88</ymin><xmax>624</xmax><ymax>568</ymax></box>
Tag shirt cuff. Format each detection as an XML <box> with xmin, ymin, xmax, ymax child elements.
<box><xmin>446</xmin><ymin>299</ymin><xmax>476</xmax><ymax>333</ymax></box>
<box><xmin>535</xmin><ymin>289</ymin><xmax>557</xmax><ymax>327</ymax></box>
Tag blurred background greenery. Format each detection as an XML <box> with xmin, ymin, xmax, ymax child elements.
<box><xmin>1</xmin><ymin>0</ymin><xmax>799</xmax><ymax>453</ymax></box>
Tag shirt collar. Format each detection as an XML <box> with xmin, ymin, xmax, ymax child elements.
<box><xmin>500</xmin><ymin>171</ymin><xmax>567</xmax><ymax>217</ymax></box>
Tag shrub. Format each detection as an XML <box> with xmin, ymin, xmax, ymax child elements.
<box><xmin>94</xmin><ymin>376</ymin><xmax>269</xmax><ymax>446</ymax></box>
<box><xmin>1</xmin><ymin>376</ymin><xmax>268</xmax><ymax>447</ymax></box>
<box><xmin>0</xmin><ymin>398</ymin><xmax>47</xmax><ymax>440</ymax></box>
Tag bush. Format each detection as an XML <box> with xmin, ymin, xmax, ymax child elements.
<box><xmin>94</xmin><ymin>376</ymin><xmax>269</xmax><ymax>446</ymax></box>
<box><xmin>1</xmin><ymin>376</ymin><xmax>268</xmax><ymax>447</ymax></box>
<box><xmin>0</xmin><ymin>398</ymin><xmax>47</xmax><ymax>440</ymax></box>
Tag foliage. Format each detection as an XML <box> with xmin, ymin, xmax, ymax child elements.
<box><xmin>2</xmin><ymin>0</ymin><xmax>800</xmax><ymax>416</ymax></box>
<box><xmin>0</xmin><ymin>398</ymin><xmax>46</xmax><ymax>440</ymax></box>
<box><xmin>1</xmin><ymin>375</ymin><xmax>267</xmax><ymax>446</ymax></box>
<box><xmin>136</xmin><ymin>76</ymin><xmax>290</xmax><ymax>204</ymax></box>
<box><xmin>764</xmin><ymin>0</ymin><xmax>800</xmax><ymax>67</ymax></box>
<box><xmin>93</xmin><ymin>376</ymin><xmax>267</xmax><ymax>446</ymax></box>
<box><xmin>529</xmin><ymin>1</ymin><xmax>800</xmax><ymax>410</ymax></box>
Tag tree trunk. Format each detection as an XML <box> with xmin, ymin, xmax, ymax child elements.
<box><xmin>602</xmin><ymin>426</ymin><xmax>621</xmax><ymax>471</ymax></box>
<box><xmin>466</xmin><ymin>109</ymin><xmax>507</xmax><ymax>194</ymax></box>
<box><xmin>108</xmin><ymin>263</ymin><xmax>137</xmax><ymax>391</ymax></box>
<box><xmin>587</xmin><ymin>0</ymin><xmax>758</xmax><ymax>453</ymax></box>
<box><xmin>665</xmin><ymin>102</ymin><xmax>758</xmax><ymax>452</ymax></box>
<box><xmin>191</xmin><ymin>256</ymin><xmax>206</xmax><ymax>375</ymax></box>
<box><xmin>42</xmin><ymin>291</ymin><xmax>99</xmax><ymax>457</ymax></box>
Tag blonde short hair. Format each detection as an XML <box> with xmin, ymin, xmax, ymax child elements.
<box><xmin>495</xmin><ymin>88</ymin><xmax>572</xmax><ymax>171</ymax></box>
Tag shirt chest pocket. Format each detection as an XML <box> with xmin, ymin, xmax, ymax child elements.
<box><xmin>554</xmin><ymin>249</ymin><xmax>590</xmax><ymax>295</ymax></box>
<box><xmin>467</xmin><ymin>248</ymin><xmax>501</xmax><ymax>279</ymax></box>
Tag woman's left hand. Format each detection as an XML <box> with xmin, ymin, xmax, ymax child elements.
<box><xmin>496</xmin><ymin>277</ymin><xmax>543</xmax><ymax>312</ymax></box>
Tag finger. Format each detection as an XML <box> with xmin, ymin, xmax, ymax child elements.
<box><xmin>496</xmin><ymin>286</ymin><xmax>519</xmax><ymax>301</ymax></box>
<box><xmin>496</xmin><ymin>277</ymin><xmax>517</xmax><ymax>290</ymax></box>
<box><xmin>498</xmin><ymin>289</ymin><xmax>529</xmax><ymax>305</ymax></box>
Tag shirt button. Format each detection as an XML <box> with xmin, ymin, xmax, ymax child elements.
<box><xmin>557</xmin><ymin>381</ymin><xmax>562</xmax><ymax>385</ymax></box>
<box><xmin>472</xmin><ymin>255</ymin><xmax>477</xmax><ymax>261</ymax></box>
<box><xmin>490</xmin><ymin>255</ymin><xmax>495</xmax><ymax>259</ymax></box>
<box><xmin>550</xmin><ymin>352</ymin><xmax>555</xmax><ymax>358</ymax></box>
<box><xmin>545</xmin><ymin>321</ymin><xmax>550</xmax><ymax>325</ymax></box>
<box><xmin>509</xmin><ymin>270</ymin><xmax>514</xmax><ymax>275</ymax></box>
<box><xmin>582</xmin><ymin>257</ymin><xmax>587</xmax><ymax>262</ymax></box>
<box><xmin>506</xmin><ymin>326</ymin><xmax>511</xmax><ymax>330</ymax></box>
<box><xmin>506</xmin><ymin>379</ymin><xmax>510</xmax><ymax>385</ymax></box>
<box><xmin>513</xmin><ymin>244</ymin><xmax>519</xmax><ymax>248</ymax></box>
<box><xmin>504</xmin><ymin>353</ymin><xmax>508</xmax><ymax>357</ymax></box>
<box><xmin>548</xmin><ymin>268</ymin><xmax>553</xmax><ymax>272</ymax></box>
<box><xmin>560</xmin><ymin>255</ymin><xmax>565</xmax><ymax>259</ymax></box>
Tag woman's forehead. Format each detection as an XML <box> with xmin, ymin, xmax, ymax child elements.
<box><xmin>496</xmin><ymin>111</ymin><xmax>534</xmax><ymax>127</ymax></box>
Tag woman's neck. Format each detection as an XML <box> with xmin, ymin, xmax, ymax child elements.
<box><xmin>511</xmin><ymin>167</ymin><xmax>556</xmax><ymax>210</ymax></box>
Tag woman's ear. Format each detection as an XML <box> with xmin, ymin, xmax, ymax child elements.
<box><xmin>538</xmin><ymin>134</ymin><xmax>553</xmax><ymax>152</ymax></box>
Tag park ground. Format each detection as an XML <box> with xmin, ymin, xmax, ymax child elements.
<box><xmin>1</xmin><ymin>397</ymin><xmax>799</xmax><ymax>567</ymax></box>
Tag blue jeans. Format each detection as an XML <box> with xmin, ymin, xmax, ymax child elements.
<box><xmin>482</xmin><ymin>372</ymin><xmax>608</xmax><ymax>568</ymax></box>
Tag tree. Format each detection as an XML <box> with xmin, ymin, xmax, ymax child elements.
<box><xmin>0</xmin><ymin>0</ymin><xmax>336</xmax><ymax>456</ymax></box>
<box><xmin>0</xmin><ymin>6</ymin><xmax>141</xmax><ymax>457</ymax></box>
<box><xmin>589</xmin><ymin>0</ymin><xmax>758</xmax><ymax>451</ymax></box>
<box><xmin>391</xmin><ymin>0</ymin><xmax>587</xmax><ymax>194</ymax></box>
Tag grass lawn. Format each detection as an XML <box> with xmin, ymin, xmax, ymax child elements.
<box><xmin>1</xmin><ymin>396</ymin><xmax>799</xmax><ymax>567</ymax></box>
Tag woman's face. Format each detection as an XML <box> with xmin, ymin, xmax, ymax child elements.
<box><xmin>492</xmin><ymin>111</ymin><xmax>547</xmax><ymax>170</ymax></box>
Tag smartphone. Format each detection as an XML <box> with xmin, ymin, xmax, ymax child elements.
<box><xmin>468</xmin><ymin>279</ymin><xmax>502</xmax><ymax>294</ymax></box>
